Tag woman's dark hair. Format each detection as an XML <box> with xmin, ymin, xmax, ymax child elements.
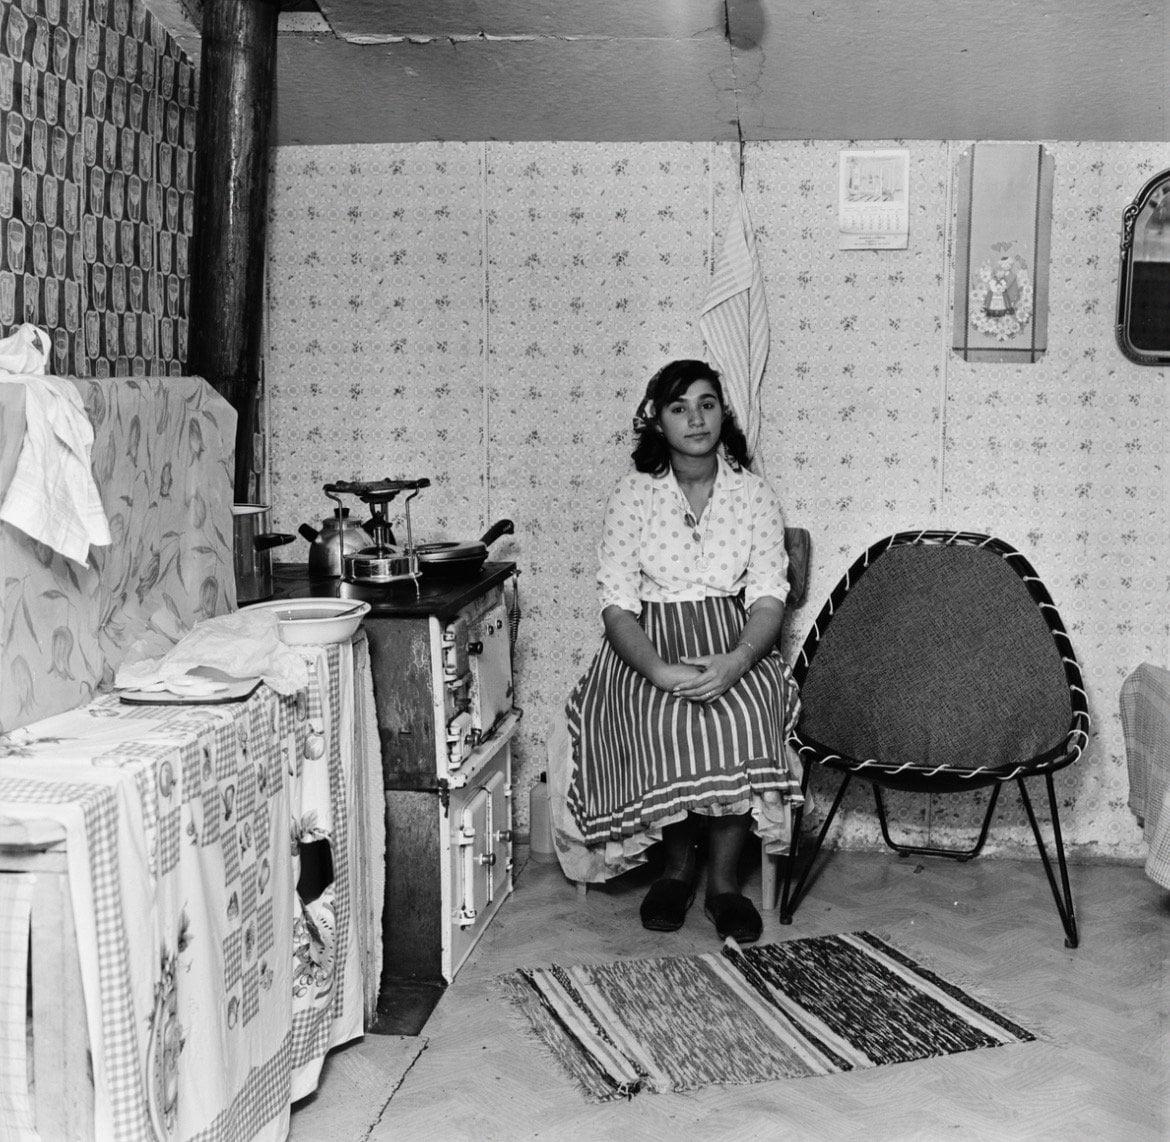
<box><xmin>631</xmin><ymin>359</ymin><xmax>750</xmax><ymax>475</ymax></box>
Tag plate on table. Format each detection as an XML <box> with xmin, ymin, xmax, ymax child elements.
<box><xmin>119</xmin><ymin>676</ymin><xmax>263</xmax><ymax>706</ymax></box>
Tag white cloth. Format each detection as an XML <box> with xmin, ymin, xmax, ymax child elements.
<box><xmin>0</xmin><ymin>324</ymin><xmax>52</xmax><ymax>375</ymax></box>
<box><xmin>0</xmin><ymin>324</ymin><xmax>112</xmax><ymax>565</ymax></box>
<box><xmin>115</xmin><ymin>608</ymin><xmax>310</xmax><ymax>697</ymax></box>
<box><xmin>699</xmin><ymin>192</ymin><xmax>770</xmax><ymax>461</ymax></box>
<box><xmin>1121</xmin><ymin>663</ymin><xmax>1170</xmax><ymax>888</ymax></box>
<box><xmin>596</xmin><ymin>454</ymin><xmax>789</xmax><ymax>617</ymax></box>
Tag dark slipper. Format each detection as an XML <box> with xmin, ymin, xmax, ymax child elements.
<box><xmin>639</xmin><ymin>877</ymin><xmax>697</xmax><ymax>932</ymax></box>
<box><xmin>704</xmin><ymin>892</ymin><xmax>763</xmax><ymax>943</ymax></box>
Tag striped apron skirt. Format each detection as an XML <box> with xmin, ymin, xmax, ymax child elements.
<box><xmin>566</xmin><ymin>596</ymin><xmax>802</xmax><ymax>846</ymax></box>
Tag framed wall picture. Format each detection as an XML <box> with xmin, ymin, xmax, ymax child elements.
<box><xmin>952</xmin><ymin>142</ymin><xmax>1053</xmax><ymax>364</ymax></box>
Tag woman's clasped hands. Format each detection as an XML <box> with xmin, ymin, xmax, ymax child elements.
<box><xmin>659</xmin><ymin>649</ymin><xmax>750</xmax><ymax>703</ymax></box>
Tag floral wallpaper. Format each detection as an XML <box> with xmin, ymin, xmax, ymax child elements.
<box><xmin>266</xmin><ymin>140</ymin><xmax>1168</xmax><ymax>860</ymax></box>
<box><xmin>265</xmin><ymin>146</ymin><xmax>486</xmax><ymax>543</ymax></box>
<box><xmin>0</xmin><ymin>0</ymin><xmax>195</xmax><ymax>376</ymax></box>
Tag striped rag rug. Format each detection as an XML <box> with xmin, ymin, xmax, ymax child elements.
<box><xmin>502</xmin><ymin>931</ymin><xmax>1035</xmax><ymax>1100</ymax></box>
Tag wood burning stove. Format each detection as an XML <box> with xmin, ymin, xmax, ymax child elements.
<box><xmin>273</xmin><ymin>560</ymin><xmax>520</xmax><ymax>1035</ymax></box>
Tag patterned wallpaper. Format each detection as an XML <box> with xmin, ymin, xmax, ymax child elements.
<box><xmin>0</xmin><ymin>0</ymin><xmax>195</xmax><ymax>376</ymax></box>
<box><xmin>266</xmin><ymin>140</ymin><xmax>1168</xmax><ymax>859</ymax></box>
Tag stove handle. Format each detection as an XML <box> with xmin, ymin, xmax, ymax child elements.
<box><xmin>506</xmin><ymin>571</ymin><xmax>521</xmax><ymax>671</ymax></box>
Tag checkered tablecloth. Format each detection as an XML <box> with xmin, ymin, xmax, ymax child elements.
<box><xmin>0</xmin><ymin>635</ymin><xmax>381</xmax><ymax>1141</ymax></box>
<box><xmin>1120</xmin><ymin>663</ymin><xmax>1170</xmax><ymax>889</ymax></box>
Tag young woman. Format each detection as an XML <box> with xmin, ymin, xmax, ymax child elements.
<box><xmin>566</xmin><ymin>359</ymin><xmax>801</xmax><ymax>943</ymax></box>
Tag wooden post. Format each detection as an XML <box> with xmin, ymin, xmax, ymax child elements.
<box><xmin>188</xmin><ymin>0</ymin><xmax>280</xmax><ymax>503</ymax></box>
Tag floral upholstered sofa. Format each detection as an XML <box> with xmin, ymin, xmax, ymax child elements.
<box><xmin>0</xmin><ymin>376</ymin><xmax>237</xmax><ymax>732</ymax></box>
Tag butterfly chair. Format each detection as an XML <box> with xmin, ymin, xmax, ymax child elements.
<box><xmin>777</xmin><ymin>531</ymin><xmax>1089</xmax><ymax>947</ymax></box>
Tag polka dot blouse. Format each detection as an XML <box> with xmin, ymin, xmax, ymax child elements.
<box><xmin>597</xmin><ymin>454</ymin><xmax>790</xmax><ymax>617</ymax></box>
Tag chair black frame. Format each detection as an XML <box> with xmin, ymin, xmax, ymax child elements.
<box><xmin>777</xmin><ymin>530</ymin><xmax>1091</xmax><ymax>948</ymax></box>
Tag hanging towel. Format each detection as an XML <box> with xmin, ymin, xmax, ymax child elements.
<box><xmin>699</xmin><ymin>192</ymin><xmax>770</xmax><ymax>462</ymax></box>
<box><xmin>0</xmin><ymin>324</ymin><xmax>111</xmax><ymax>565</ymax></box>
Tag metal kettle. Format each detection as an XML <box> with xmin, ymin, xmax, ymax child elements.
<box><xmin>298</xmin><ymin>509</ymin><xmax>377</xmax><ymax>579</ymax></box>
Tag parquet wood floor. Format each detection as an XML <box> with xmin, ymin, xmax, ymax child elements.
<box><xmin>291</xmin><ymin>850</ymin><xmax>1168</xmax><ymax>1142</ymax></box>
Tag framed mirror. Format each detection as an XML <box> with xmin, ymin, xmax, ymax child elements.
<box><xmin>1117</xmin><ymin>168</ymin><xmax>1170</xmax><ymax>364</ymax></box>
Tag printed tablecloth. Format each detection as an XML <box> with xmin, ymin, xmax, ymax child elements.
<box><xmin>0</xmin><ymin>633</ymin><xmax>382</xmax><ymax>1141</ymax></box>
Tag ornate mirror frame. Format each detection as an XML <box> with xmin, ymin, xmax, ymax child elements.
<box><xmin>1116</xmin><ymin>168</ymin><xmax>1170</xmax><ymax>365</ymax></box>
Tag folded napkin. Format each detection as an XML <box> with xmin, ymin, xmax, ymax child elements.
<box><xmin>115</xmin><ymin>608</ymin><xmax>310</xmax><ymax>697</ymax></box>
<box><xmin>0</xmin><ymin>324</ymin><xmax>112</xmax><ymax>565</ymax></box>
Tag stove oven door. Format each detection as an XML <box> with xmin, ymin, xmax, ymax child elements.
<box><xmin>467</xmin><ymin>599</ymin><xmax>512</xmax><ymax>739</ymax></box>
<box><xmin>483</xmin><ymin>767</ymin><xmax>511</xmax><ymax>903</ymax></box>
<box><xmin>455</xmin><ymin>787</ymin><xmax>491</xmax><ymax>928</ymax></box>
<box><xmin>447</xmin><ymin>761</ymin><xmax>511</xmax><ymax>977</ymax></box>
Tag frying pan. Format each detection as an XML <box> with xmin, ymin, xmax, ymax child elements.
<box><xmin>416</xmin><ymin>519</ymin><xmax>514</xmax><ymax>578</ymax></box>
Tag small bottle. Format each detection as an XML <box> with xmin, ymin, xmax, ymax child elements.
<box><xmin>528</xmin><ymin>772</ymin><xmax>556</xmax><ymax>863</ymax></box>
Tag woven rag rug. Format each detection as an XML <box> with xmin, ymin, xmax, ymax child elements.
<box><xmin>502</xmin><ymin>931</ymin><xmax>1035</xmax><ymax>1100</ymax></box>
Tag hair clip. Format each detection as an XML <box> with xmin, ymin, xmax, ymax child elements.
<box><xmin>632</xmin><ymin>399</ymin><xmax>656</xmax><ymax>435</ymax></box>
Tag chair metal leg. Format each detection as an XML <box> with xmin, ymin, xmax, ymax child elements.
<box><xmin>1017</xmin><ymin>774</ymin><xmax>1079</xmax><ymax>948</ymax></box>
<box><xmin>873</xmin><ymin>784</ymin><xmax>1001</xmax><ymax>861</ymax></box>
<box><xmin>776</xmin><ymin>802</ymin><xmax>804</xmax><ymax>922</ymax></box>
<box><xmin>779</xmin><ymin>772</ymin><xmax>852</xmax><ymax>924</ymax></box>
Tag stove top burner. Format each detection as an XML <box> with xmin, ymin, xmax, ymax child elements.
<box><xmin>323</xmin><ymin>478</ymin><xmax>431</xmax><ymax>586</ymax></box>
<box><xmin>328</xmin><ymin>478</ymin><xmax>430</xmax><ymax>503</ymax></box>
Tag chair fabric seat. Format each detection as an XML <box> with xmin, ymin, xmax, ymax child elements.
<box><xmin>797</xmin><ymin>544</ymin><xmax>1073</xmax><ymax>776</ymax></box>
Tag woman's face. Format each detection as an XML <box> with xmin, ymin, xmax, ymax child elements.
<box><xmin>657</xmin><ymin>379</ymin><xmax>724</xmax><ymax>460</ymax></box>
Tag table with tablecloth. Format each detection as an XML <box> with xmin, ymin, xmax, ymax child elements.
<box><xmin>0</xmin><ymin>634</ymin><xmax>383</xmax><ymax>1141</ymax></box>
<box><xmin>1121</xmin><ymin>662</ymin><xmax>1170</xmax><ymax>890</ymax></box>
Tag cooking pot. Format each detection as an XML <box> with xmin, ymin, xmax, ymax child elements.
<box><xmin>416</xmin><ymin>519</ymin><xmax>514</xmax><ymax>579</ymax></box>
<box><xmin>232</xmin><ymin>504</ymin><xmax>295</xmax><ymax>604</ymax></box>
<box><xmin>299</xmin><ymin>509</ymin><xmax>376</xmax><ymax>579</ymax></box>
